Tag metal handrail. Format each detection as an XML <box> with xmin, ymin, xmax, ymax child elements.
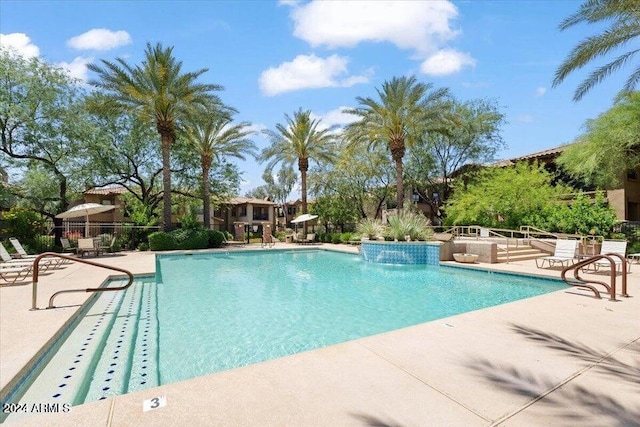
<box><xmin>31</xmin><ymin>253</ymin><xmax>134</xmax><ymax>310</ymax></box>
<box><xmin>561</xmin><ymin>253</ymin><xmax>629</xmax><ymax>301</ymax></box>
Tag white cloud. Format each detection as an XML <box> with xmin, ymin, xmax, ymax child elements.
<box><xmin>259</xmin><ymin>54</ymin><xmax>370</xmax><ymax>96</ymax></box>
<box><xmin>290</xmin><ymin>1</ymin><xmax>458</xmax><ymax>51</ymax></box>
<box><xmin>516</xmin><ymin>114</ymin><xmax>534</xmax><ymax>123</ymax></box>
<box><xmin>285</xmin><ymin>1</ymin><xmax>472</xmax><ymax>76</ymax></box>
<box><xmin>535</xmin><ymin>86</ymin><xmax>547</xmax><ymax>97</ymax></box>
<box><xmin>310</xmin><ymin>107</ymin><xmax>359</xmax><ymax>130</ymax></box>
<box><xmin>420</xmin><ymin>49</ymin><xmax>476</xmax><ymax>76</ymax></box>
<box><xmin>57</xmin><ymin>56</ymin><xmax>92</xmax><ymax>82</ymax></box>
<box><xmin>67</xmin><ymin>28</ymin><xmax>131</xmax><ymax>51</ymax></box>
<box><xmin>0</xmin><ymin>33</ymin><xmax>39</xmax><ymax>58</ymax></box>
<box><xmin>278</xmin><ymin>0</ymin><xmax>300</xmax><ymax>5</ymax></box>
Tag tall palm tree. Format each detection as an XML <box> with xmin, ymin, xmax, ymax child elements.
<box><xmin>553</xmin><ymin>0</ymin><xmax>640</xmax><ymax>101</ymax></box>
<box><xmin>182</xmin><ymin>111</ymin><xmax>257</xmax><ymax>229</ymax></box>
<box><xmin>88</xmin><ymin>42</ymin><xmax>220</xmax><ymax>231</ymax></box>
<box><xmin>260</xmin><ymin>109</ymin><xmax>336</xmax><ymax>231</ymax></box>
<box><xmin>346</xmin><ymin>76</ymin><xmax>450</xmax><ymax>210</ymax></box>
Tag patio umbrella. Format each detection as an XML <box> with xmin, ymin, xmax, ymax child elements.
<box><xmin>290</xmin><ymin>214</ymin><xmax>318</xmax><ymax>224</ymax></box>
<box><xmin>55</xmin><ymin>203</ymin><xmax>116</xmax><ymax>237</ymax></box>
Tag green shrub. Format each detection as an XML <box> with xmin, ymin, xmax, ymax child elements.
<box><xmin>33</xmin><ymin>235</ymin><xmax>55</xmax><ymax>253</ymax></box>
<box><xmin>339</xmin><ymin>232</ymin><xmax>353</xmax><ymax>243</ymax></box>
<box><xmin>331</xmin><ymin>234</ymin><xmax>341</xmax><ymax>244</ymax></box>
<box><xmin>175</xmin><ymin>229</ymin><xmax>209</xmax><ymax>250</ymax></box>
<box><xmin>138</xmin><ymin>242</ymin><xmax>149</xmax><ymax>251</ymax></box>
<box><xmin>275</xmin><ymin>231</ymin><xmax>286</xmax><ymax>241</ymax></box>
<box><xmin>1</xmin><ymin>207</ymin><xmax>46</xmax><ymax>248</ymax></box>
<box><xmin>356</xmin><ymin>218</ymin><xmax>385</xmax><ymax>240</ymax></box>
<box><xmin>148</xmin><ymin>232</ymin><xmax>178</xmax><ymax>251</ymax></box>
<box><xmin>386</xmin><ymin>209</ymin><xmax>433</xmax><ymax>241</ymax></box>
<box><xmin>207</xmin><ymin>230</ymin><xmax>225</xmax><ymax>248</ymax></box>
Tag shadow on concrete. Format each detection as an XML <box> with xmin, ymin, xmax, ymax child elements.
<box><xmin>350</xmin><ymin>413</ymin><xmax>405</xmax><ymax>427</ymax></box>
<box><xmin>467</xmin><ymin>324</ymin><xmax>640</xmax><ymax>426</ymax></box>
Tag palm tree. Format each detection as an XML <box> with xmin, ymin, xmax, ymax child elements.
<box><xmin>88</xmin><ymin>42</ymin><xmax>220</xmax><ymax>231</ymax></box>
<box><xmin>553</xmin><ymin>0</ymin><xmax>640</xmax><ymax>101</ymax></box>
<box><xmin>260</xmin><ymin>109</ymin><xmax>336</xmax><ymax>231</ymax></box>
<box><xmin>182</xmin><ymin>111</ymin><xmax>257</xmax><ymax>229</ymax></box>
<box><xmin>346</xmin><ymin>76</ymin><xmax>450</xmax><ymax>210</ymax></box>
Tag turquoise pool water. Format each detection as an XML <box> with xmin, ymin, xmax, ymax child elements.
<box><xmin>5</xmin><ymin>249</ymin><xmax>564</xmax><ymax>417</ymax></box>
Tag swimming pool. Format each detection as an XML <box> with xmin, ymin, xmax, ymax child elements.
<box><xmin>4</xmin><ymin>249</ymin><xmax>564</xmax><ymax>419</ymax></box>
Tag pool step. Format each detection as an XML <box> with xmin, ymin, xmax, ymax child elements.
<box><xmin>496</xmin><ymin>245</ymin><xmax>547</xmax><ymax>263</ymax></box>
<box><xmin>82</xmin><ymin>284</ymin><xmax>144</xmax><ymax>402</ymax></box>
<box><xmin>6</xmin><ymin>282</ymin><xmax>129</xmax><ymax>421</ymax></box>
<box><xmin>127</xmin><ymin>282</ymin><xmax>160</xmax><ymax>393</ymax></box>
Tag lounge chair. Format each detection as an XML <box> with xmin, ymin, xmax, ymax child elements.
<box><xmin>9</xmin><ymin>237</ymin><xmax>72</xmax><ymax>265</ymax></box>
<box><xmin>0</xmin><ymin>242</ymin><xmax>56</xmax><ymax>271</ymax></box>
<box><xmin>0</xmin><ymin>264</ymin><xmax>34</xmax><ymax>284</ymax></box>
<box><xmin>302</xmin><ymin>233</ymin><xmax>316</xmax><ymax>244</ymax></box>
<box><xmin>535</xmin><ymin>239</ymin><xmax>577</xmax><ymax>268</ymax></box>
<box><xmin>592</xmin><ymin>240</ymin><xmax>629</xmax><ymax>273</ymax></box>
<box><xmin>222</xmin><ymin>233</ymin><xmax>245</xmax><ymax>247</ymax></box>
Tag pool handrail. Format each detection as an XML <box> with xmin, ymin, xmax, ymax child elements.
<box><xmin>560</xmin><ymin>253</ymin><xmax>628</xmax><ymax>301</ymax></box>
<box><xmin>31</xmin><ymin>252</ymin><xmax>134</xmax><ymax>310</ymax></box>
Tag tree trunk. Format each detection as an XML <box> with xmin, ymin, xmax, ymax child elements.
<box><xmin>390</xmin><ymin>138</ymin><xmax>405</xmax><ymax>211</ymax></box>
<box><xmin>299</xmin><ymin>157</ymin><xmax>309</xmax><ymax>234</ymax></box>
<box><xmin>160</xmin><ymin>132</ymin><xmax>173</xmax><ymax>232</ymax></box>
<box><xmin>55</xmin><ymin>176</ymin><xmax>68</xmax><ymax>245</ymax></box>
<box><xmin>202</xmin><ymin>158</ymin><xmax>211</xmax><ymax>229</ymax></box>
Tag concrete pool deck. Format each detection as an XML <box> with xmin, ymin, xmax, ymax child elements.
<box><xmin>1</xmin><ymin>244</ymin><xmax>638</xmax><ymax>426</ymax></box>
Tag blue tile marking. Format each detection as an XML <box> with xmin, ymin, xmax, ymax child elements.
<box><xmin>361</xmin><ymin>241</ymin><xmax>440</xmax><ymax>265</ymax></box>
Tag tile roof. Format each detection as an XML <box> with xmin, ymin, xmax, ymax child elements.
<box><xmin>229</xmin><ymin>197</ymin><xmax>276</xmax><ymax>205</ymax></box>
<box><xmin>83</xmin><ymin>185</ymin><xmax>128</xmax><ymax>195</ymax></box>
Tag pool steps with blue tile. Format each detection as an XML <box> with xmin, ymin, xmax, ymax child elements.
<box><xmin>6</xmin><ymin>279</ymin><xmax>158</xmax><ymax>421</ymax></box>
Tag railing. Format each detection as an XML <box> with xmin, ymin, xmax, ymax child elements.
<box><xmin>31</xmin><ymin>253</ymin><xmax>134</xmax><ymax>310</ymax></box>
<box><xmin>561</xmin><ymin>253</ymin><xmax>629</xmax><ymax>301</ymax></box>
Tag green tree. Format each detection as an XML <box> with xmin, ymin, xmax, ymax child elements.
<box><xmin>553</xmin><ymin>0</ymin><xmax>640</xmax><ymax>101</ymax></box>
<box><xmin>405</xmin><ymin>98</ymin><xmax>505</xmax><ymax>221</ymax></box>
<box><xmin>257</xmin><ymin>166</ymin><xmax>298</xmax><ymax>224</ymax></box>
<box><xmin>346</xmin><ymin>75</ymin><xmax>449</xmax><ymax>210</ymax></box>
<box><xmin>182</xmin><ymin>110</ymin><xmax>256</xmax><ymax>228</ymax></box>
<box><xmin>88</xmin><ymin>42</ymin><xmax>220</xmax><ymax>231</ymax></box>
<box><xmin>309</xmin><ymin>142</ymin><xmax>395</xmax><ymax>220</ymax></box>
<box><xmin>444</xmin><ymin>162</ymin><xmax>571</xmax><ymax>228</ymax></box>
<box><xmin>557</xmin><ymin>91</ymin><xmax>640</xmax><ymax>187</ymax></box>
<box><xmin>260</xmin><ymin>108</ymin><xmax>336</xmax><ymax>231</ymax></box>
<box><xmin>0</xmin><ymin>50</ymin><xmax>96</xmax><ymax>242</ymax></box>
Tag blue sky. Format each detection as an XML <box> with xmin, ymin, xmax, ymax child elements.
<box><xmin>0</xmin><ymin>0</ymin><xmax>627</xmax><ymax>195</ymax></box>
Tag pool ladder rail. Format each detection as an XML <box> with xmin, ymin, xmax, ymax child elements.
<box><xmin>561</xmin><ymin>253</ymin><xmax>629</xmax><ymax>301</ymax></box>
<box><xmin>31</xmin><ymin>253</ymin><xmax>134</xmax><ymax>310</ymax></box>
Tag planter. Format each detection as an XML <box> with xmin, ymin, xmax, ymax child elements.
<box><xmin>453</xmin><ymin>253</ymin><xmax>479</xmax><ymax>263</ymax></box>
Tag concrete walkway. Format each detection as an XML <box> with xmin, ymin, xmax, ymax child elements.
<box><xmin>1</xmin><ymin>245</ymin><xmax>638</xmax><ymax>426</ymax></box>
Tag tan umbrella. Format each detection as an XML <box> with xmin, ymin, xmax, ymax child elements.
<box><xmin>55</xmin><ymin>203</ymin><xmax>116</xmax><ymax>237</ymax></box>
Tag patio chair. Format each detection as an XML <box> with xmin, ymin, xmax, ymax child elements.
<box><xmin>302</xmin><ymin>233</ymin><xmax>316</xmax><ymax>244</ymax></box>
<box><xmin>9</xmin><ymin>237</ymin><xmax>72</xmax><ymax>265</ymax></box>
<box><xmin>592</xmin><ymin>240</ymin><xmax>629</xmax><ymax>273</ymax></box>
<box><xmin>76</xmin><ymin>238</ymin><xmax>102</xmax><ymax>257</ymax></box>
<box><xmin>222</xmin><ymin>233</ymin><xmax>245</xmax><ymax>247</ymax></box>
<box><xmin>535</xmin><ymin>239</ymin><xmax>577</xmax><ymax>268</ymax></box>
<box><xmin>0</xmin><ymin>242</ymin><xmax>56</xmax><ymax>272</ymax></box>
<box><xmin>261</xmin><ymin>233</ymin><xmax>277</xmax><ymax>248</ymax></box>
<box><xmin>0</xmin><ymin>263</ymin><xmax>34</xmax><ymax>284</ymax></box>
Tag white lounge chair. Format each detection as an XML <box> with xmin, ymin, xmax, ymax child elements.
<box><xmin>0</xmin><ymin>263</ymin><xmax>34</xmax><ymax>284</ymax></box>
<box><xmin>9</xmin><ymin>237</ymin><xmax>71</xmax><ymax>265</ymax></box>
<box><xmin>535</xmin><ymin>239</ymin><xmax>577</xmax><ymax>268</ymax></box>
<box><xmin>592</xmin><ymin>240</ymin><xmax>629</xmax><ymax>273</ymax></box>
<box><xmin>0</xmin><ymin>242</ymin><xmax>56</xmax><ymax>272</ymax></box>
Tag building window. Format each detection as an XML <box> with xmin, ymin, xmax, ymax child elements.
<box><xmin>101</xmin><ymin>199</ymin><xmax>112</xmax><ymax>205</ymax></box>
<box><xmin>253</xmin><ymin>206</ymin><xmax>269</xmax><ymax>220</ymax></box>
<box><xmin>238</xmin><ymin>206</ymin><xmax>247</xmax><ymax>216</ymax></box>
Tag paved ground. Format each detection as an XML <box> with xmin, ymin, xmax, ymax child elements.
<box><xmin>1</xmin><ymin>244</ymin><xmax>638</xmax><ymax>426</ymax></box>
